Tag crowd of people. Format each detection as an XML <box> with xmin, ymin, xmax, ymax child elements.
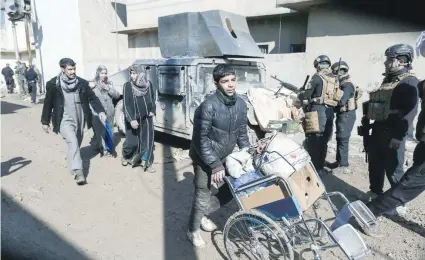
<box><xmin>26</xmin><ymin>42</ymin><xmax>425</xmax><ymax>249</ymax></box>
<box><xmin>1</xmin><ymin>61</ymin><xmax>43</xmax><ymax>103</ymax></box>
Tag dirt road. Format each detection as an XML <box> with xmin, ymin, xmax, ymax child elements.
<box><xmin>1</xmin><ymin>97</ymin><xmax>424</xmax><ymax>260</ymax></box>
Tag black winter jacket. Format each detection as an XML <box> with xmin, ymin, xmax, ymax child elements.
<box><xmin>41</xmin><ymin>76</ymin><xmax>105</xmax><ymax>134</ymax></box>
<box><xmin>189</xmin><ymin>90</ymin><xmax>251</xmax><ymax>174</ymax></box>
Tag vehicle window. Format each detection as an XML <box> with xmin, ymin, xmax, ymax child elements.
<box><xmin>198</xmin><ymin>66</ymin><xmax>261</xmax><ymax>94</ymax></box>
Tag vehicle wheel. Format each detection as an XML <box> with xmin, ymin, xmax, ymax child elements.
<box><xmin>224</xmin><ymin>209</ymin><xmax>294</xmax><ymax>260</ymax></box>
<box><xmin>114</xmin><ymin>100</ymin><xmax>126</xmax><ymax>134</ymax></box>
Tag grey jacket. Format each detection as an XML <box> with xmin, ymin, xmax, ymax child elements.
<box><xmin>90</xmin><ymin>82</ymin><xmax>120</xmax><ymax>119</ymax></box>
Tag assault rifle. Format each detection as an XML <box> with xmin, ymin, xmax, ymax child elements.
<box><xmin>357</xmin><ymin>101</ymin><xmax>371</xmax><ymax>162</ymax></box>
<box><xmin>271</xmin><ymin>75</ymin><xmax>310</xmax><ymax>97</ymax></box>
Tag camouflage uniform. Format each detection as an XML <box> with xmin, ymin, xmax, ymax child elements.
<box><xmin>15</xmin><ymin>62</ymin><xmax>27</xmax><ymax>96</ymax></box>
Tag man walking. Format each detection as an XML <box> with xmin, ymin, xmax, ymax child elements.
<box><xmin>1</xmin><ymin>63</ymin><xmax>14</xmax><ymax>94</ymax></box>
<box><xmin>187</xmin><ymin>64</ymin><xmax>250</xmax><ymax>247</ymax></box>
<box><xmin>41</xmin><ymin>58</ymin><xmax>106</xmax><ymax>185</ymax></box>
<box><xmin>25</xmin><ymin>65</ymin><xmax>38</xmax><ymax>103</ymax></box>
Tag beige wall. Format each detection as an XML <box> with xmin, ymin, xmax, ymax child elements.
<box><xmin>263</xmin><ymin>53</ymin><xmax>307</xmax><ymax>89</ymax></box>
<box><xmin>128</xmin><ymin>30</ymin><xmax>161</xmax><ymax>59</ymax></box>
<box><xmin>124</xmin><ymin>0</ymin><xmax>291</xmax><ymax>28</ymax></box>
<box><xmin>78</xmin><ymin>0</ymin><xmax>131</xmax><ymax>79</ymax></box>
<box><xmin>248</xmin><ymin>14</ymin><xmax>307</xmax><ymax>54</ymax></box>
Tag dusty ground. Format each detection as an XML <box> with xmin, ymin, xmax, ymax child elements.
<box><xmin>1</xmin><ymin>95</ymin><xmax>424</xmax><ymax>260</ymax></box>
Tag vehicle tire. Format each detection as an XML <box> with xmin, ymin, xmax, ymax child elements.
<box><xmin>114</xmin><ymin>100</ymin><xmax>126</xmax><ymax>134</ymax></box>
<box><xmin>224</xmin><ymin>209</ymin><xmax>294</xmax><ymax>260</ymax></box>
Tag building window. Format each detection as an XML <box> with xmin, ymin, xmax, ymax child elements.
<box><xmin>258</xmin><ymin>44</ymin><xmax>269</xmax><ymax>54</ymax></box>
<box><xmin>290</xmin><ymin>44</ymin><xmax>306</xmax><ymax>53</ymax></box>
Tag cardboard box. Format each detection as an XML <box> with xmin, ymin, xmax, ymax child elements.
<box><xmin>240</xmin><ymin>181</ymin><xmax>290</xmax><ymax>211</ymax></box>
<box><xmin>287</xmin><ymin>163</ymin><xmax>325</xmax><ymax>211</ymax></box>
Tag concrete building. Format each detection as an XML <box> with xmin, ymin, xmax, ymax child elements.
<box><xmin>1</xmin><ymin>0</ymin><xmax>423</xmax><ymax>100</ymax></box>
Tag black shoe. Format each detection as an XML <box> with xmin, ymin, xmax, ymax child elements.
<box><xmin>326</xmin><ymin>161</ymin><xmax>339</xmax><ymax>170</ymax></box>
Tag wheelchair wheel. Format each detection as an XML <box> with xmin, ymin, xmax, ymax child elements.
<box><xmin>224</xmin><ymin>209</ymin><xmax>294</xmax><ymax>260</ymax></box>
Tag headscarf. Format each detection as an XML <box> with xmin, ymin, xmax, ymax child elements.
<box><xmin>129</xmin><ymin>65</ymin><xmax>150</xmax><ymax>96</ymax></box>
<box><xmin>94</xmin><ymin>65</ymin><xmax>110</xmax><ymax>90</ymax></box>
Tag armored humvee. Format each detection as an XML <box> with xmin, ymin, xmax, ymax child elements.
<box><xmin>110</xmin><ymin>10</ymin><xmax>268</xmax><ymax>141</ymax></box>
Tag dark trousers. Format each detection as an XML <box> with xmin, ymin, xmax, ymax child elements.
<box><xmin>368</xmin><ymin>161</ymin><xmax>425</xmax><ymax>216</ymax></box>
<box><xmin>28</xmin><ymin>81</ymin><xmax>37</xmax><ymax>102</ymax></box>
<box><xmin>335</xmin><ymin>110</ymin><xmax>356</xmax><ymax>166</ymax></box>
<box><xmin>5</xmin><ymin>77</ymin><xmax>14</xmax><ymax>93</ymax></box>
<box><xmin>122</xmin><ymin>117</ymin><xmax>155</xmax><ymax>166</ymax></box>
<box><xmin>306</xmin><ymin>105</ymin><xmax>334</xmax><ymax>170</ymax></box>
<box><xmin>188</xmin><ymin>164</ymin><xmax>233</xmax><ymax>232</ymax></box>
<box><xmin>368</xmin><ymin>126</ymin><xmax>406</xmax><ymax>194</ymax></box>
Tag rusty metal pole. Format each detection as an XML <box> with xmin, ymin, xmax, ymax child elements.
<box><xmin>24</xmin><ymin>13</ymin><xmax>32</xmax><ymax>66</ymax></box>
<box><xmin>11</xmin><ymin>21</ymin><xmax>21</xmax><ymax>60</ymax></box>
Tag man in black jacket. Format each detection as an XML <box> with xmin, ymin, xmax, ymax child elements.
<box><xmin>25</xmin><ymin>65</ymin><xmax>38</xmax><ymax>103</ymax></box>
<box><xmin>1</xmin><ymin>63</ymin><xmax>14</xmax><ymax>93</ymax></box>
<box><xmin>187</xmin><ymin>64</ymin><xmax>250</xmax><ymax>248</ymax></box>
<box><xmin>41</xmin><ymin>58</ymin><xmax>106</xmax><ymax>185</ymax></box>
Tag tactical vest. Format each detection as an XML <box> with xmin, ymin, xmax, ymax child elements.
<box><xmin>339</xmin><ymin>79</ymin><xmax>363</xmax><ymax>112</ymax></box>
<box><xmin>316</xmin><ymin>70</ymin><xmax>344</xmax><ymax>107</ymax></box>
<box><xmin>366</xmin><ymin>72</ymin><xmax>414</xmax><ymax>121</ymax></box>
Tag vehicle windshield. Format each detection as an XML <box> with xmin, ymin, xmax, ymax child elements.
<box><xmin>198</xmin><ymin>65</ymin><xmax>263</xmax><ymax>95</ymax></box>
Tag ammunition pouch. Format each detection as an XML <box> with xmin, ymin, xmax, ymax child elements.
<box><xmin>318</xmin><ymin>72</ymin><xmax>343</xmax><ymax>107</ymax></box>
<box><xmin>304</xmin><ymin>111</ymin><xmax>320</xmax><ymax>134</ymax></box>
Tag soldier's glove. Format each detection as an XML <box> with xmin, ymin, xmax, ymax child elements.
<box><xmin>389</xmin><ymin>138</ymin><xmax>402</xmax><ymax>150</ymax></box>
<box><xmin>148</xmin><ymin>112</ymin><xmax>155</xmax><ymax>117</ymax></box>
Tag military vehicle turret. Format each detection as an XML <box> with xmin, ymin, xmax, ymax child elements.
<box><xmin>110</xmin><ymin>10</ymin><xmax>278</xmax><ymax>141</ymax></box>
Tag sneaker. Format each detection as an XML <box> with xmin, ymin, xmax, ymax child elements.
<box><xmin>384</xmin><ymin>205</ymin><xmax>407</xmax><ymax>217</ymax></box>
<box><xmin>333</xmin><ymin>166</ymin><xmax>352</xmax><ymax>174</ymax></box>
<box><xmin>121</xmin><ymin>157</ymin><xmax>129</xmax><ymax>166</ymax></box>
<box><xmin>200</xmin><ymin>216</ymin><xmax>217</xmax><ymax>232</ymax></box>
<box><xmin>74</xmin><ymin>170</ymin><xmax>86</xmax><ymax>185</ymax></box>
<box><xmin>187</xmin><ymin>230</ymin><xmax>206</xmax><ymax>248</ymax></box>
<box><xmin>145</xmin><ymin>167</ymin><xmax>156</xmax><ymax>173</ymax></box>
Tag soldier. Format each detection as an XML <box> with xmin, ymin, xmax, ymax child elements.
<box><xmin>367</xmin><ymin>79</ymin><xmax>424</xmax><ymax>217</ymax></box>
<box><xmin>327</xmin><ymin>61</ymin><xmax>358</xmax><ymax>174</ymax></box>
<box><xmin>299</xmin><ymin>55</ymin><xmax>342</xmax><ymax>175</ymax></box>
<box><xmin>14</xmin><ymin>61</ymin><xmax>27</xmax><ymax>97</ymax></box>
<box><xmin>360</xmin><ymin>44</ymin><xmax>419</xmax><ymax>207</ymax></box>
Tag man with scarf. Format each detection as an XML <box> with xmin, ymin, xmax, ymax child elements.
<box><xmin>361</xmin><ymin>44</ymin><xmax>419</xmax><ymax>215</ymax></box>
<box><xmin>90</xmin><ymin>65</ymin><xmax>120</xmax><ymax>157</ymax></box>
<box><xmin>121</xmin><ymin>65</ymin><xmax>156</xmax><ymax>172</ymax></box>
<box><xmin>187</xmin><ymin>64</ymin><xmax>250</xmax><ymax>248</ymax></box>
<box><xmin>41</xmin><ymin>58</ymin><xmax>106</xmax><ymax>185</ymax></box>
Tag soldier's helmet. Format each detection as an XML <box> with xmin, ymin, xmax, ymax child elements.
<box><xmin>385</xmin><ymin>44</ymin><xmax>414</xmax><ymax>63</ymax></box>
<box><xmin>313</xmin><ymin>55</ymin><xmax>331</xmax><ymax>68</ymax></box>
<box><xmin>331</xmin><ymin>61</ymin><xmax>349</xmax><ymax>73</ymax></box>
